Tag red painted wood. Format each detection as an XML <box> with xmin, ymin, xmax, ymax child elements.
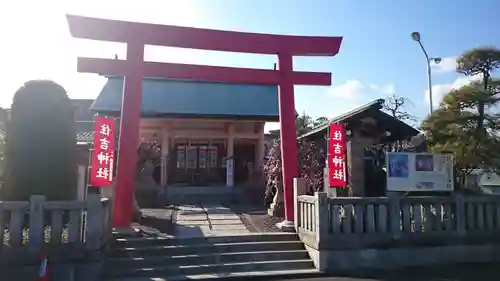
<box><xmin>112</xmin><ymin>43</ymin><xmax>144</xmax><ymax>228</ymax></box>
<box><xmin>67</xmin><ymin>15</ymin><xmax>342</xmax><ymax>56</ymax></box>
<box><xmin>66</xmin><ymin>14</ymin><xmax>343</xmax><ymax>228</ymax></box>
<box><xmin>278</xmin><ymin>53</ymin><xmax>298</xmax><ymax>222</ymax></box>
<box><xmin>77</xmin><ymin>58</ymin><xmax>332</xmax><ymax>86</ymax></box>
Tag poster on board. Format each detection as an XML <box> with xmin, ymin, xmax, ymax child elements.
<box><xmin>386</xmin><ymin>152</ymin><xmax>454</xmax><ymax>192</ymax></box>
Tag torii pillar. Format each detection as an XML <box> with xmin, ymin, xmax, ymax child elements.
<box><xmin>66</xmin><ymin>15</ymin><xmax>342</xmax><ymax>229</ymax></box>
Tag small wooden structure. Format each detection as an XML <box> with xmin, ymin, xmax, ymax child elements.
<box><xmin>298</xmin><ymin>99</ymin><xmax>419</xmax><ymax>196</ymax></box>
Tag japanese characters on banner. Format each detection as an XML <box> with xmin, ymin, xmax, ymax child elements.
<box><xmin>328</xmin><ymin>123</ymin><xmax>347</xmax><ymax>188</ymax></box>
<box><xmin>90</xmin><ymin>116</ymin><xmax>116</xmax><ymax>187</ymax></box>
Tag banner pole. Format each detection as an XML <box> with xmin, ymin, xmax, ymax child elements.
<box><xmin>86</xmin><ymin>113</ymin><xmax>98</xmax><ymax>198</ymax></box>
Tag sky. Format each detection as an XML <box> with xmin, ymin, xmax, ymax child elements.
<box><xmin>0</xmin><ymin>0</ymin><xmax>499</xmax><ymax>132</ymax></box>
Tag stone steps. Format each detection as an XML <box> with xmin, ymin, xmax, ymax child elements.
<box><xmin>174</xmin><ymin>204</ymin><xmax>253</xmax><ymax>237</ymax></box>
<box><xmin>104</xmin><ymin>269</ymin><xmax>321</xmax><ymax>281</ymax></box>
<box><xmin>114</xmin><ymin>233</ymin><xmax>298</xmax><ymax>247</ymax></box>
<box><xmin>107</xmin><ymin>249</ymin><xmax>310</xmax><ymax>267</ymax></box>
<box><xmin>103</xmin><ymin>259</ymin><xmax>315</xmax><ymax>279</ymax></box>
<box><xmin>111</xmin><ymin>240</ymin><xmax>306</xmax><ymax>257</ymax></box>
<box><xmin>112</xmin><ymin>229</ymin><xmax>142</xmax><ymax>239</ymax></box>
<box><xmin>102</xmin><ymin>233</ymin><xmax>317</xmax><ymax>280</ymax></box>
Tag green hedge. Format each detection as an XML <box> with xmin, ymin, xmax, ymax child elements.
<box><xmin>0</xmin><ymin>80</ymin><xmax>77</xmax><ymax>201</ymax></box>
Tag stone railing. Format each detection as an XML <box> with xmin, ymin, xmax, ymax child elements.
<box><xmin>294</xmin><ymin>178</ymin><xmax>500</xmax><ymax>271</ymax></box>
<box><xmin>298</xmin><ymin>193</ymin><xmax>500</xmax><ymax>246</ymax></box>
<box><xmin>0</xmin><ymin>194</ymin><xmax>113</xmax><ymax>264</ymax></box>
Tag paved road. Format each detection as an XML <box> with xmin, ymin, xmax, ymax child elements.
<box><xmin>266</xmin><ymin>263</ymin><xmax>500</xmax><ymax>281</ymax></box>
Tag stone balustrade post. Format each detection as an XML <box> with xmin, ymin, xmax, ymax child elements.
<box><xmin>86</xmin><ymin>194</ymin><xmax>104</xmax><ymax>250</ymax></box>
<box><xmin>455</xmin><ymin>193</ymin><xmax>466</xmax><ymax>236</ymax></box>
<box><xmin>293</xmin><ymin>178</ymin><xmax>307</xmax><ymax>231</ymax></box>
<box><xmin>28</xmin><ymin>195</ymin><xmax>46</xmax><ymax>253</ymax></box>
<box><xmin>388</xmin><ymin>195</ymin><xmax>401</xmax><ymax>238</ymax></box>
<box><xmin>315</xmin><ymin>192</ymin><xmax>328</xmax><ymax>248</ymax></box>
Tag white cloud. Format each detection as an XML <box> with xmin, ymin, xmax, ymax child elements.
<box><xmin>363</xmin><ymin>82</ymin><xmax>395</xmax><ymax>95</ymax></box>
<box><xmin>425</xmin><ymin>74</ymin><xmax>482</xmax><ymax>107</ymax></box>
<box><xmin>326</xmin><ymin>80</ymin><xmax>396</xmax><ymax>117</ymax></box>
<box><xmin>380</xmin><ymin>84</ymin><xmax>395</xmax><ymax>95</ymax></box>
<box><xmin>431</xmin><ymin>57</ymin><xmax>457</xmax><ymax>74</ymax></box>
<box><xmin>423</xmin><ymin>55</ymin><xmax>483</xmax><ymax>107</ymax></box>
<box><xmin>329</xmin><ymin>80</ymin><xmax>394</xmax><ymax>100</ymax></box>
<box><xmin>326</xmin><ymin>100</ymin><xmax>366</xmax><ymax>118</ymax></box>
<box><xmin>329</xmin><ymin>80</ymin><xmax>365</xmax><ymax>99</ymax></box>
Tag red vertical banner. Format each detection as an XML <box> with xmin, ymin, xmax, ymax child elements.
<box><xmin>328</xmin><ymin>123</ymin><xmax>347</xmax><ymax>188</ymax></box>
<box><xmin>90</xmin><ymin>116</ymin><xmax>116</xmax><ymax>187</ymax></box>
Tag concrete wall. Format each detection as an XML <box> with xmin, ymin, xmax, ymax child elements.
<box><xmin>305</xmin><ymin>244</ymin><xmax>500</xmax><ymax>272</ymax></box>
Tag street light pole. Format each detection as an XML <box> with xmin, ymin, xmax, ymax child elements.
<box><xmin>411</xmin><ymin>32</ymin><xmax>441</xmax><ymax>114</ymax></box>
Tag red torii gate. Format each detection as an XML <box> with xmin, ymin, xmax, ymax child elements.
<box><xmin>66</xmin><ymin>15</ymin><xmax>342</xmax><ymax>229</ymax></box>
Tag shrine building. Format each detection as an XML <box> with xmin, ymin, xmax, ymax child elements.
<box><xmin>90</xmin><ymin>76</ymin><xmax>277</xmax><ymax>200</ymax></box>
<box><xmin>298</xmin><ymin>99</ymin><xmax>419</xmax><ymax>197</ymax></box>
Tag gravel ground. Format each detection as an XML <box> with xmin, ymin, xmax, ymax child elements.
<box><xmin>233</xmin><ymin>205</ymin><xmax>285</xmax><ymax>233</ymax></box>
<box><xmin>133</xmin><ymin>206</ymin><xmax>177</xmax><ymax>237</ymax></box>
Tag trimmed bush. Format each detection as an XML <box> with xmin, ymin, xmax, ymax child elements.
<box><xmin>1</xmin><ymin>80</ymin><xmax>77</xmax><ymax>201</ymax></box>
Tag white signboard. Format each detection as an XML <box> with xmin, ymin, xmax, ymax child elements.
<box><xmin>386</xmin><ymin>152</ymin><xmax>454</xmax><ymax>192</ymax></box>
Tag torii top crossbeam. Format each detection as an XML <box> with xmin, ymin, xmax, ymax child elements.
<box><xmin>66</xmin><ymin>14</ymin><xmax>343</xmax><ymax>228</ymax></box>
<box><xmin>67</xmin><ymin>15</ymin><xmax>341</xmax><ymax>56</ymax></box>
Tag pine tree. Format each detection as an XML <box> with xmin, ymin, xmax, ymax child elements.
<box><xmin>422</xmin><ymin>47</ymin><xmax>500</xmax><ymax>187</ymax></box>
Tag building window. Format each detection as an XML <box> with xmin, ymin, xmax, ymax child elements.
<box><xmin>209</xmin><ymin>145</ymin><xmax>218</xmax><ymax>168</ymax></box>
<box><xmin>199</xmin><ymin>145</ymin><xmax>208</xmax><ymax>169</ymax></box>
<box><xmin>186</xmin><ymin>146</ymin><xmax>197</xmax><ymax>169</ymax></box>
<box><xmin>174</xmin><ymin>142</ymin><xmax>220</xmax><ymax>170</ymax></box>
<box><xmin>176</xmin><ymin>145</ymin><xmax>186</xmax><ymax>169</ymax></box>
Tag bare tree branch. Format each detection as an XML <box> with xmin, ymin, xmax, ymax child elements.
<box><xmin>382</xmin><ymin>94</ymin><xmax>417</xmax><ymax>124</ymax></box>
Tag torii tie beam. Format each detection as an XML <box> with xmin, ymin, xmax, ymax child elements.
<box><xmin>66</xmin><ymin>15</ymin><xmax>343</xmax><ymax>228</ymax></box>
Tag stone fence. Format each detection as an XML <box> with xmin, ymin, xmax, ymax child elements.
<box><xmin>0</xmin><ymin>194</ymin><xmax>113</xmax><ymax>280</ymax></box>
<box><xmin>294</xmin><ymin>178</ymin><xmax>500</xmax><ymax>272</ymax></box>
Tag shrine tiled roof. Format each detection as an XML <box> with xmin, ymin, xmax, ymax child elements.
<box><xmin>298</xmin><ymin>99</ymin><xmax>419</xmax><ymax>142</ymax></box>
<box><xmin>75</xmin><ymin>121</ymin><xmax>94</xmax><ymax>144</ymax></box>
<box><xmin>91</xmin><ymin>77</ymin><xmax>280</xmax><ymax>121</ymax></box>
<box><xmin>76</xmin><ymin>132</ymin><xmax>93</xmax><ymax>144</ymax></box>
<box><xmin>0</xmin><ymin>121</ymin><xmax>94</xmax><ymax>145</ymax></box>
